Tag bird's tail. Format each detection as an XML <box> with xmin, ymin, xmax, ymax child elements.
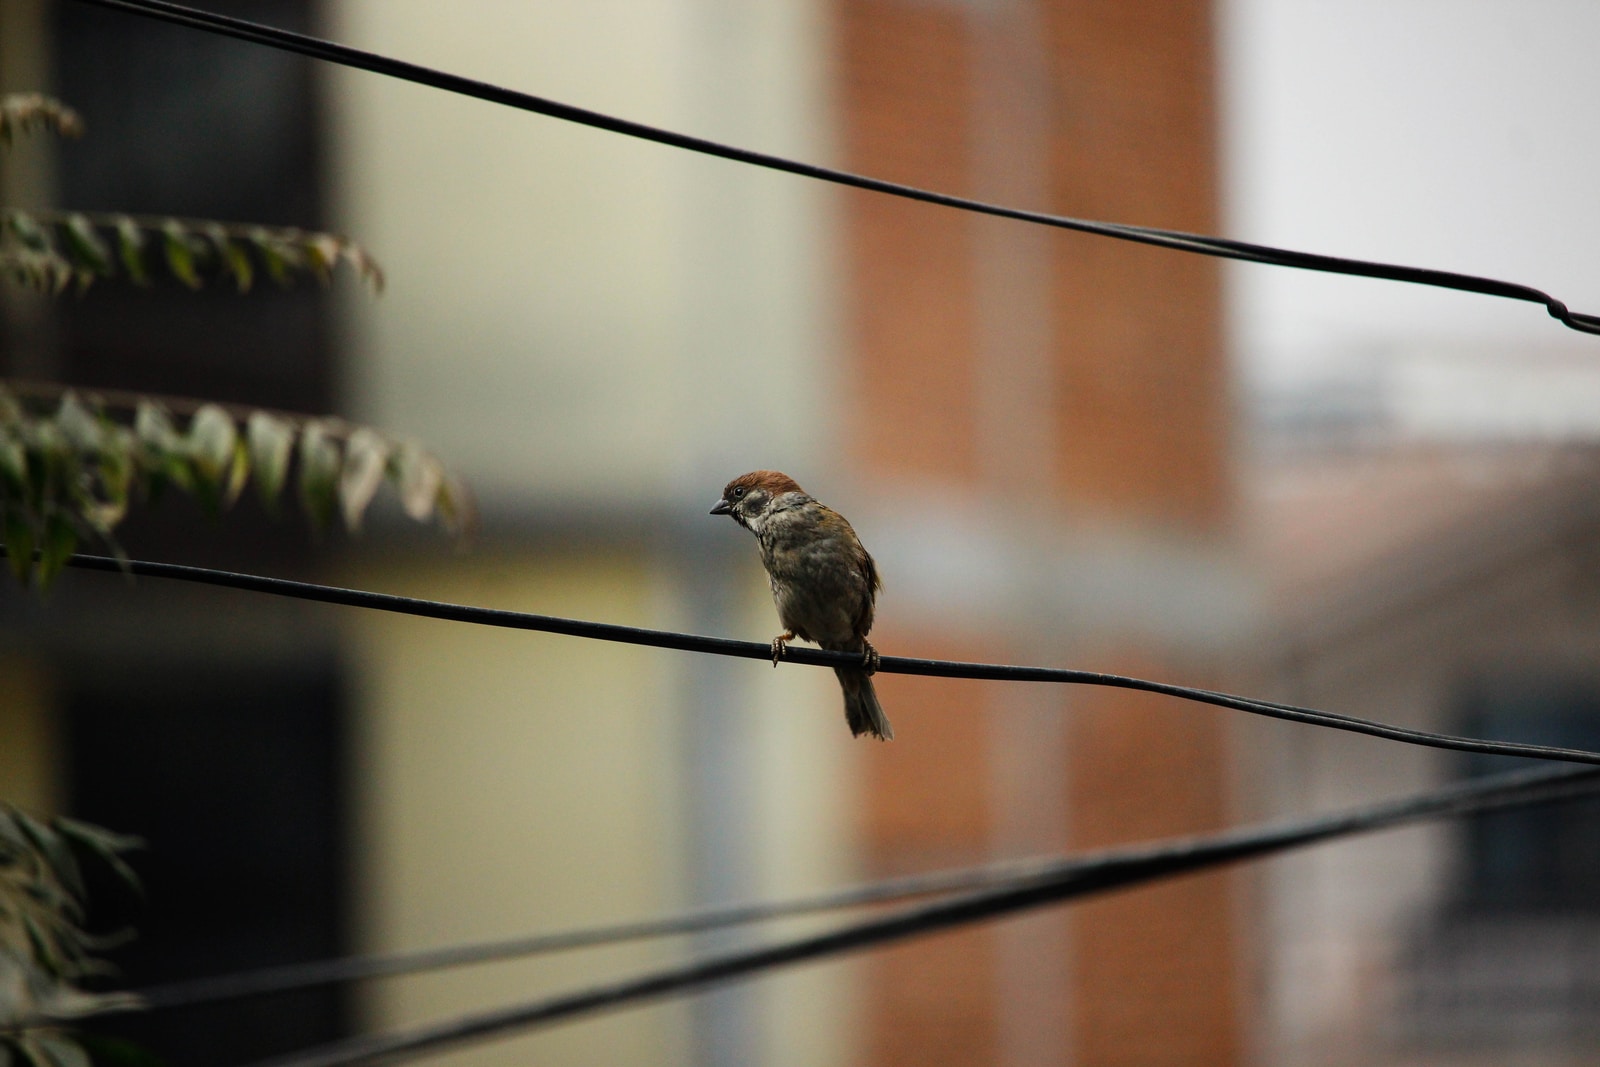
<box><xmin>836</xmin><ymin>668</ymin><xmax>893</xmax><ymax>740</ymax></box>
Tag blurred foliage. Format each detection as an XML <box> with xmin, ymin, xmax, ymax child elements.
<box><xmin>0</xmin><ymin>805</ymin><xmax>144</xmax><ymax>1067</ymax></box>
<box><xmin>0</xmin><ymin>385</ymin><xmax>473</xmax><ymax>587</ymax></box>
<box><xmin>0</xmin><ymin>93</ymin><xmax>380</xmax><ymax>294</ymax></box>
<box><xmin>1</xmin><ymin>210</ymin><xmax>383</xmax><ymax>296</ymax></box>
<box><xmin>0</xmin><ymin>91</ymin><xmax>467</xmax><ymax>585</ymax></box>
<box><xmin>0</xmin><ymin>95</ymin><xmax>83</xmax><ymax>147</ymax></box>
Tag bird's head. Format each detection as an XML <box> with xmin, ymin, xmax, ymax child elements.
<box><xmin>711</xmin><ymin>470</ymin><xmax>806</xmax><ymax>532</ymax></box>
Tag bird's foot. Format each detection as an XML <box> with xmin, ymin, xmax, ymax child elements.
<box><xmin>861</xmin><ymin>641</ymin><xmax>880</xmax><ymax>676</ymax></box>
<box><xmin>771</xmin><ymin>631</ymin><xmax>796</xmax><ymax>667</ymax></box>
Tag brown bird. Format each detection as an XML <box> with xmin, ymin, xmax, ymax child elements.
<box><xmin>711</xmin><ymin>470</ymin><xmax>892</xmax><ymax>740</ymax></box>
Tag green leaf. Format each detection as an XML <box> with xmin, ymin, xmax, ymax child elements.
<box><xmin>223</xmin><ymin>438</ymin><xmax>250</xmax><ymax>508</ymax></box>
<box><xmin>94</xmin><ymin>425</ymin><xmax>134</xmax><ymax>527</ymax></box>
<box><xmin>160</xmin><ymin>221</ymin><xmax>201</xmax><ymax>289</ymax></box>
<box><xmin>37</xmin><ymin>511</ymin><xmax>77</xmax><ymax>588</ymax></box>
<box><xmin>251</xmin><ymin>229</ymin><xmax>303</xmax><ymax>287</ymax></box>
<box><xmin>435</xmin><ymin>475</ymin><xmax>475</xmax><ymax>537</ymax></box>
<box><xmin>25</xmin><ymin>420</ymin><xmax>70</xmax><ymax>510</ymax></box>
<box><xmin>0</xmin><ymin>808</ymin><xmax>28</xmax><ymax>855</ymax></box>
<box><xmin>21</xmin><ymin>909</ymin><xmax>66</xmax><ymax>975</ymax></box>
<box><xmin>342</xmin><ymin>243</ymin><xmax>385</xmax><ymax>293</ymax></box>
<box><xmin>57</xmin><ymin>216</ymin><xmax>110</xmax><ymax>277</ymax></box>
<box><xmin>0</xmin><ymin>248</ymin><xmax>74</xmax><ymax>293</ymax></box>
<box><xmin>205</xmin><ymin>223</ymin><xmax>253</xmax><ymax>293</ymax></box>
<box><xmin>133</xmin><ymin>402</ymin><xmax>178</xmax><ymax>453</ymax></box>
<box><xmin>12</xmin><ymin>1036</ymin><xmax>50</xmax><ymax>1067</ymax></box>
<box><xmin>393</xmin><ymin>443</ymin><xmax>442</xmax><ymax>521</ymax></box>
<box><xmin>338</xmin><ymin>428</ymin><xmax>388</xmax><ymax>532</ymax></box>
<box><xmin>6</xmin><ymin>211</ymin><xmax>51</xmax><ymax>253</ymax></box>
<box><xmin>113</xmin><ymin>217</ymin><xmax>148</xmax><ymax>285</ymax></box>
<box><xmin>301</xmin><ymin>234</ymin><xmax>339</xmax><ymax>285</ymax></box>
<box><xmin>0</xmin><ymin>434</ymin><xmax>27</xmax><ymax>497</ymax></box>
<box><xmin>184</xmin><ymin>406</ymin><xmax>235</xmax><ymax>515</ymax></box>
<box><xmin>297</xmin><ymin>421</ymin><xmax>340</xmax><ymax>531</ymax></box>
<box><xmin>186</xmin><ymin>405</ymin><xmax>236</xmax><ymax>482</ymax></box>
<box><xmin>53</xmin><ymin>394</ymin><xmax>101</xmax><ymax>454</ymax></box>
<box><xmin>53</xmin><ymin>818</ymin><xmax>141</xmax><ymax>897</ymax></box>
<box><xmin>0</xmin><ymin>93</ymin><xmax>83</xmax><ymax>144</ymax></box>
<box><xmin>52</xmin><ymin>817</ymin><xmax>141</xmax><ymax>860</ymax></box>
<box><xmin>133</xmin><ymin>401</ymin><xmax>184</xmax><ymax>501</ymax></box>
<box><xmin>12</xmin><ymin>816</ymin><xmax>80</xmax><ymax>904</ymax></box>
<box><xmin>4</xmin><ymin>507</ymin><xmax>35</xmax><ymax>584</ymax></box>
<box><xmin>245</xmin><ymin>412</ymin><xmax>294</xmax><ymax>512</ymax></box>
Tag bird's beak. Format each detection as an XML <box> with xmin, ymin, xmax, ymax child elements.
<box><xmin>710</xmin><ymin>498</ymin><xmax>732</xmax><ymax>516</ymax></box>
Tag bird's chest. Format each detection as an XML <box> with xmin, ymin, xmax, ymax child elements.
<box><xmin>757</xmin><ymin>521</ymin><xmax>860</xmax><ymax>640</ymax></box>
<box><xmin>757</xmin><ymin>521</ymin><xmax>835</xmax><ymax>585</ymax></box>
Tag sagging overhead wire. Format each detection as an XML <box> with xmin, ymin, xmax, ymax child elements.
<box><xmin>245</xmin><ymin>762</ymin><xmax>1600</xmax><ymax>1067</ymax></box>
<box><xmin>41</xmin><ymin>549</ymin><xmax>1600</xmax><ymax>769</ymax></box>
<box><xmin>66</xmin><ymin>0</ymin><xmax>1600</xmax><ymax>337</ymax></box>
<box><xmin>75</xmin><ymin>852</ymin><xmax>1123</xmax><ymax>1018</ymax></box>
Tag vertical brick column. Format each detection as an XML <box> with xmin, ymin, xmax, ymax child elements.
<box><xmin>838</xmin><ymin>7</ymin><xmax>1000</xmax><ymax>1062</ymax></box>
<box><xmin>837</xmin><ymin>1</ymin><xmax>1238</xmax><ymax>1064</ymax></box>
<box><xmin>1042</xmin><ymin>4</ymin><xmax>1238</xmax><ymax>1063</ymax></box>
<box><xmin>838</xmin><ymin>0</ymin><xmax>979</xmax><ymax>486</ymax></box>
<box><xmin>1046</xmin><ymin>0</ymin><xmax>1229</xmax><ymax>529</ymax></box>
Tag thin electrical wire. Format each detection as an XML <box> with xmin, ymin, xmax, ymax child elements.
<box><xmin>99</xmin><ymin>853</ymin><xmax>1131</xmax><ymax>1016</ymax></box>
<box><xmin>39</xmin><ymin>549</ymin><xmax>1600</xmax><ymax>769</ymax></box>
<box><xmin>247</xmin><ymin>763</ymin><xmax>1600</xmax><ymax>1067</ymax></box>
<box><xmin>64</xmin><ymin>0</ymin><xmax>1600</xmax><ymax>337</ymax></box>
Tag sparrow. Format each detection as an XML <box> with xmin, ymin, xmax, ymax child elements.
<box><xmin>711</xmin><ymin>470</ymin><xmax>892</xmax><ymax>740</ymax></box>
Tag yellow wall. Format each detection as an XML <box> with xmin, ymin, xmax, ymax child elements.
<box><xmin>327</xmin><ymin>0</ymin><xmax>836</xmax><ymax>504</ymax></box>
<box><xmin>340</xmin><ymin>549</ymin><xmax>858</xmax><ymax>1066</ymax></box>
<box><xmin>0</xmin><ymin>654</ymin><xmax>57</xmax><ymax>814</ymax></box>
<box><xmin>325</xmin><ymin>3</ymin><xmax>857</xmax><ymax>1061</ymax></box>
<box><xmin>339</xmin><ymin>547</ymin><xmax>864</xmax><ymax>1062</ymax></box>
<box><xmin>342</xmin><ymin>552</ymin><xmax>690</xmax><ymax>1065</ymax></box>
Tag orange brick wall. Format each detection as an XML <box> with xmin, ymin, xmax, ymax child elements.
<box><xmin>837</xmin><ymin>0</ymin><xmax>1239</xmax><ymax>1064</ymax></box>
<box><xmin>1046</xmin><ymin>2</ymin><xmax>1230</xmax><ymax>530</ymax></box>
<box><xmin>858</xmin><ymin>644</ymin><xmax>1002</xmax><ymax>1063</ymax></box>
<box><xmin>1067</xmin><ymin>657</ymin><xmax>1241</xmax><ymax>1066</ymax></box>
<box><xmin>838</xmin><ymin>0</ymin><xmax>980</xmax><ymax>485</ymax></box>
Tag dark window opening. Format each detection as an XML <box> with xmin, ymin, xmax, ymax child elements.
<box><xmin>1455</xmin><ymin>676</ymin><xmax>1600</xmax><ymax>915</ymax></box>
<box><xmin>65</xmin><ymin>655</ymin><xmax>349</xmax><ymax>1067</ymax></box>
<box><xmin>50</xmin><ymin>0</ymin><xmax>331</xmax><ymax>411</ymax></box>
<box><xmin>33</xmin><ymin>0</ymin><xmax>337</xmax><ymax>571</ymax></box>
<box><xmin>1401</xmin><ymin>674</ymin><xmax>1600</xmax><ymax>1044</ymax></box>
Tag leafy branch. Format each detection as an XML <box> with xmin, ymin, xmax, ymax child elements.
<box><xmin>0</xmin><ymin>805</ymin><xmax>142</xmax><ymax>1067</ymax></box>
<box><xmin>0</xmin><ymin>383</ymin><xmax>473</xmax><ymax>587</ymax></box>
<box><xmin>0</xmin><ymin>211</ymin><xmax>383</xmax><ymax>295</ymax></box>
<box><xmin>1</xmin><ymin>91</ymin><xmax>380</xmax><ymax>295</ymax></box>
<box><xmin>0</xmin><ymin>94</ymin><xmax>83</xmax><ymax>146</ymax></box>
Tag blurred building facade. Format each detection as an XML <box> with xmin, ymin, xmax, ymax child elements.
<box><xmin>832</xmin><ymin>2</ymin><xmax>1246</xmax><ymax>1064</ymax></box>
<box><xmin>1246</xmin><ymin>439</ymin><xmax>1600</xmax><ymax>1067</ymax></box>
<box><xmin>331</xmin><ymin>0</ymin><xmax>1249</xmax><ymax>1063</ymax></box>
<box><xmin>4</xmin><ymin>2</ymin><xmax>1599</xmax><ymax>1067</ymax></box>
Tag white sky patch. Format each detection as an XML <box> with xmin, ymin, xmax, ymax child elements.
<box><xmin>1219</xmin><ymin>0</ymin><xmax>1600</xmax><ymax>400</ymax></box>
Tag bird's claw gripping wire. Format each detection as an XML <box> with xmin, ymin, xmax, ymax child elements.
<box><xmin>861</xmin><ymin>642</ymin><xmax>880</xmax><ymax>676</ymax></box>
<box><xmin>771</xmin><ymin>631</ymin><xmax>795</xmax><ymax>667</ymax></box>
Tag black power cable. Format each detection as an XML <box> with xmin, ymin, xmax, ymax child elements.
<box><xmin>245</xmin><ymin>763</ymin><xmax>1600</xmax><ymax>1067</ymax></box>
<box><xmin>38</xmin><ymin>550</ymin><xmax>1600</xmax><ymax>768</ymax></box>
<box><xmin>94</xmin><ymin>853</ymin><xmax>1137</xmax><ymax>1015</ymax></box>
<box><xmin>63</xmin><ymin>0</ymin><xmax>1600</xmax><ymax>336</ymax></box>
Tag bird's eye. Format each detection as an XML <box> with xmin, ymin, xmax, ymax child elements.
<box><xmin>733</xmin><ymin>487</ymin><xmax>746</xmax><ymax>498</ymax></box>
